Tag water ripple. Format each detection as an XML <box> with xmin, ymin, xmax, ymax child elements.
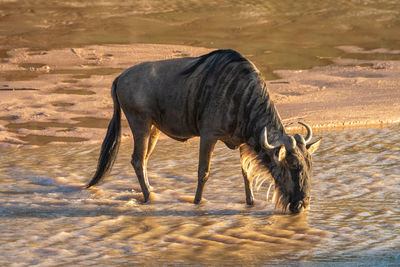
<box><xmin>0</xmin><ymin>125</ymin><xmax>399</xmax><ymax>265</ymax></box>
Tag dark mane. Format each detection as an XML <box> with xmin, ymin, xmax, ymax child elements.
<box><xmin>181</xmin><ymin>49</ymin><xmax>284</xmax><ymax>147</ymax></box>
<box><xmin>180</xmin><ymin>49</ymin><xmax>249</xmax><ymax>76</ymax></box>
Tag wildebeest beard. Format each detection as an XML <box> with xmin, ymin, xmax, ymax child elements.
<box><xmin>240</xmin><ymin>136</ymin><xmax>313</xmax><ymax>213</ymax></box>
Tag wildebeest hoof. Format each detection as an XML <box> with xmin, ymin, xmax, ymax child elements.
<box><xmin>246</xmin><ymin>199</ymin><xmax>255</xmax><ymax>206</ymax></box>
<box><xmin>140</xmin><ymin>192</ymin><xmax>155</xmax><ymax>203</ymax></box>
<box><xmin>194</xmin><ymin>197</ymin><xmax>206</xmax><ymax>204</ymax></box>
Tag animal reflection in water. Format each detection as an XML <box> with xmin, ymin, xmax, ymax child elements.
<box><xmin>87</xmin><ymin>50</ymin><xmax>321</xmax><ymax>214</ymax></box>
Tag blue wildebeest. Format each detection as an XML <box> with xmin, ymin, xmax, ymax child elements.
<box><xmin>87</xmin><ymin>49</ymin><xmax>321</xmax><ymax>213</ymax></box>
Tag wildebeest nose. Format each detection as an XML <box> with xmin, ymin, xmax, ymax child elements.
<box><xmin>290</xmin><ymin>201</ymin><xmax>306</xmax><ymax>213</ymax></box>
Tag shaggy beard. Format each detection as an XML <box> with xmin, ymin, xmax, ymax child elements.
<box><xmin>240</xmin><ymin>145</ymin><xmax>290</xmax><ymax>212</ymax></box>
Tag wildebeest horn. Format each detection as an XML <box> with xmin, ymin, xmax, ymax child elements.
<box><xmin>261</xmin><ymin>127</ymin><xmax>279</xmax><ymax>150</ymax></box>
<box><xmin>298</xmin><ymin>122</ymin><xmax>312</xmax><ymax>144</ymax></box>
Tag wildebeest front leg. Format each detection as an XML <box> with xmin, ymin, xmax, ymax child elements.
<box><xmin>194</xmin><ymin>136</ymin><xmax>217</xmax><ymax>204</ymax></box>
<box><xmin>240</xmin><ymin>146</ymin><xmax>255</xmax><ymax>205</ymax></box>
<box><xmin>241</xmin><ymin>168</ymin><xmax>254</xmax><ymax>205</ymax></box>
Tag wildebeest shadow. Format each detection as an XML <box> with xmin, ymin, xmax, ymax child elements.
<box><xmin>0</xmin><ymin>205</ymin><xmax>276</xmax><ymax>219</ymax></box>
<box><xmin>0</xmin><ymin>183</ymin><xmax>280</xmax><ymax>218</ymax></box>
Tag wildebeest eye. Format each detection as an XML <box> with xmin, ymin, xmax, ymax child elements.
<box><xmin>289</xmin><ymin>159</ymin><xmax>301</xmax><ymax>170</ymax></box>
<box><xmin>295</xmin><ymin>165</ymin><xmax>303</xmax><ymax>172</ymax></box>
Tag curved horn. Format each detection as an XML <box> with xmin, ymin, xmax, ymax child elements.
<box><xmin>298</xmin><ymin>122</ymin><xmax>312</xmax><ymax>144</ymax></box>
<box><xmin>261</xmin><ymin>127</ymin><xmax>278</xmax><ymax>150</ymax></box>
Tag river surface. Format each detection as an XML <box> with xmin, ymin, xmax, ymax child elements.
<box><xmin>0</xmin><ymin>125</ymin><xmax>399</xmax><ymax>265</ymax></box>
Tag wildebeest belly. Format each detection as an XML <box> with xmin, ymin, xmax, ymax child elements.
<box><xmin>151</xmin><ymin>98</ymin><xmax>199</xmax><ymax>141</ymax></box>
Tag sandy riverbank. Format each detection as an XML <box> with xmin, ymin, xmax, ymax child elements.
<box><xmin>0</xmin><ymin>44</ymin><xmax>399</xmax><ymax>148</ymax></box>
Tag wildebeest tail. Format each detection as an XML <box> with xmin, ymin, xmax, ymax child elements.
<box><xmin>87</xmin><ymin>78</ymin><xmax>121</xmax><ymax>188</ymax></box>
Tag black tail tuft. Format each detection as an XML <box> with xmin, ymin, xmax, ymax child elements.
<box><xmin>87</xmin><ymin>79</ymin><xmax>121</xmax><ymax>188</ymax></box>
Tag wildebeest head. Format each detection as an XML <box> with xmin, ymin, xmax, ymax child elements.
<box><xmin>260</xmin><ymin>122</ymin><xmax>321</xmax><ymax>213</ymax></box>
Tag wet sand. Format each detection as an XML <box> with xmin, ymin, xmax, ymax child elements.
<box><xmin>0</xmin><ymin>44</ymin><xmax>399</xmax><ymax>147</ymax></box>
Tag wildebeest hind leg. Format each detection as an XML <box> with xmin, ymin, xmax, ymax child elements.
<box><xmin>128</xmin><ymin>115</ymin><xmax>152</xmax><ymax>202</ymax></box>
<box><xmin>194</xmin><ymin>135</ymin><xmax>217</xmax><ymax>204</ymax></box>
<box><xmin>145</xmin><ymin>125</ymin><xmax>161</xmax><ymax>161</ymax></box>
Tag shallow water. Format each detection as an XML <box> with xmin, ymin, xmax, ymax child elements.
<box><xmin>0</xmin><ymin>125</ymin><xmax>399</xmax><ymax>265</ymax></box>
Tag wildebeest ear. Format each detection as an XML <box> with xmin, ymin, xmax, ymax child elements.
<box><xmin>278</xmin><ymin>145</ymin><xmax>286</xmax><ymax>161</ymax></box>
<box><xmin>306</xmin><ymin>138</ymin><xmax>322</xmax><ymax>154</ymax></box>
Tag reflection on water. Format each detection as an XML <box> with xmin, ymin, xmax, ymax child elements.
<box><xmin>1</xmin><ymin>0</ymin><xmax>400</xmax><ymax>78</ymax></box>
<box><xmin>0</xmin><ymin>125</ymin><xmax>399</xmax><ymax>265</ymax></box>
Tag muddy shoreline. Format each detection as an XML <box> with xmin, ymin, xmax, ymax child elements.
<box><xmin>0</xmin><ymin>44</ymin><xmax>399</xmax><ymax>148</ymax></box>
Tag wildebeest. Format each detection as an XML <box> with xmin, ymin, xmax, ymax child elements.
<box><xmin>87</xmin><ymin>49</ymin><xmax>321</xmax><ymax>213</ymax></box>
